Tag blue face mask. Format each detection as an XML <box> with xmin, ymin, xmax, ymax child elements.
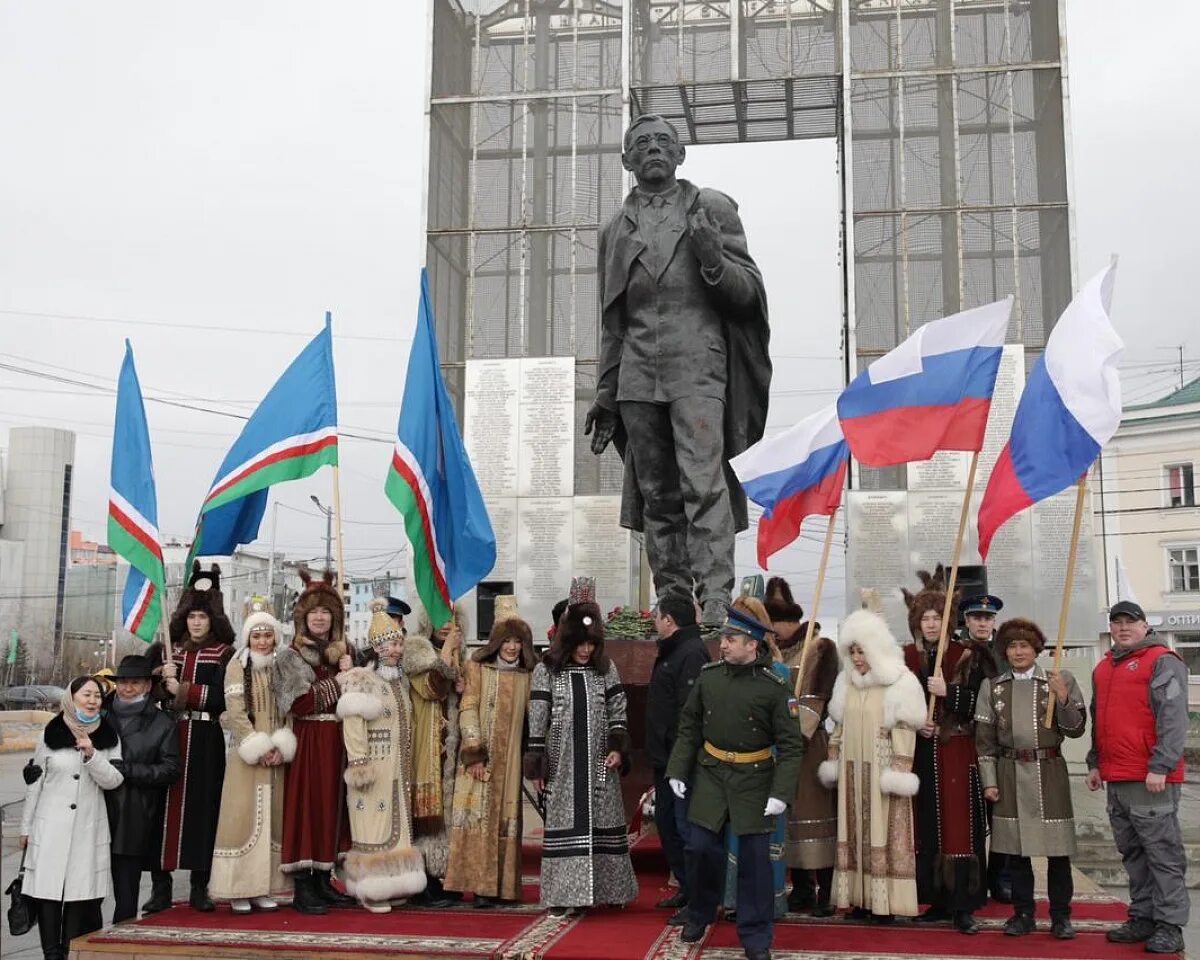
<box><xmin>75</xmin><ymin>707</ymin><xmax>100</xmax><ymax>725</ymax></box>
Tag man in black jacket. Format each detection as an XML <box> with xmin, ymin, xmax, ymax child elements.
<box><xmin>103</xmin><ymin>655</ymin><xmax>181</xmax><ymax>922</ymax></box>
<box><xmin>646</xmin><ymin>591</ymin><xmax>710</xmax><ymax>915</ymax></box>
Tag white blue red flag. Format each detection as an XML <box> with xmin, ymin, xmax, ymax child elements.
<box><xmin>978</xmin><ymin>263</ymin><xmax>1122</xmax><ymax>559</ymax></box>
<box><xmin>384</xmin><ymin>269</ymin><xmax>495</xmax><ymax>627</ymax></box>
<box><xmin>837</xmin><ymin>297</ymin><xmax>1013</xmax><ymax>466</ymax></box>
<box><xmin>107</xmin><ymin>341</ymin><xmax>166</xmax><ymax>641</ymax></box>
<box><xmin>731</xmin><ymin>403</ymin><xmax>849</xmax><ymax>569</ymax></box>
<box><xmin>189</xmin><ymin>316</ymin><xmax>339</xmax><ymax>563</ymax></box>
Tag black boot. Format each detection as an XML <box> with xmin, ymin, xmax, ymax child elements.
<box><xmin>811</xmin><ymin>867</ymin><xmax>835</xmax><ymax>917</ymax></box>
<box><xmin>38</xmin><ymin>899</ymin><xmax>66</xmax><ymax>960</ymax></box>
<box><xmin>787</xmin><ymin>868</ymin><xmax>815</xmax><ymax>912</ymax></box>
<box><xmin>314</xmin><ymin>870</ymin><xmax>357</xmax><ymax>908</ymax></box>
<box><xmin>142</xmin><ymin>870</ymin><xmax>173</xmax><ymax>915</ymax></box>
<box><xmin>189</xmin><ymin>876</ymin><xmax>215</xmax><ymax>913</ymax></box>
<box><xmin>291</xmin><ymin>873</ymin><xmax>329</xmax><ymax>915</ymax></box>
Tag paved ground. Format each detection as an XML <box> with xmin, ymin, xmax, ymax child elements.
<box><xmin>2</xmin><ymin>749</ymin><xmax>1198</xmax><ymax>959</ymax></box>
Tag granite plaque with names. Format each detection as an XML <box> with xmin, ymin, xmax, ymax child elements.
<box><xmin>516</xmin><ymin>497</ymin><xmax>574</xmax><ymax>641</ymax></box>
<box><xmin>573</xmin><ymin>496</ymin><xmax>632</xmax><ymax>614</ymax></box>
<box><xmin>484</xmin><ymin>497</ymin><xmax>519</xmax><ymax>582</ymax></box>
<box><xmin>518</xmin><ymin>357</ymin><xmax>575</xmax><ymax>498</ymax></box>
<box><xmin>908</xmin><ymin>490</ymin><xmax>978</xmax><ymax>570</ymax></box>
<box><xmin>464</xmin><ymin>359</ymin><xmax>520</xmax><ymax>498</ymax></box>
<box><xmin>909</xmin><ymin>451</ymin><xmax>970</xmax><ymax>491</ymax></box>
<box><xmin>846</xmin><ymin>491</ymin><xmax>911</xmax><ymax>639</ymax></box>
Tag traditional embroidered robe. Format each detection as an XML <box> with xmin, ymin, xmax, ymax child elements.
<box><xmin>209</xmin><ymin>652</ymin><xmax>296</xmax><ymax>901</ymax></box>
<box><xmin>526</xmin><ymin>661</ymin><xmax>638</xmax><ymax>909</ymax></box>
<box><xmin>148</xmin><ymin>636</ymin><xmax>234</xmax><ymax>872</ymax></box>
<box><xmin>975</xmin><ymin>667</ymin><xmax>1086</xmax><ymax>857</ymax></box>
<box><xmin>336</xmin><ymin>664</ymin><xmax>426</xmax><ymax>903</ymax></box>
<box><xmin>444</xmin><ymin>658</ymin><xmax>532</xmax><ymax>900</ymax></box>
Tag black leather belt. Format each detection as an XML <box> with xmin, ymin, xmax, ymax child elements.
<box><xmin>1000</xmin><ymin>746</ymin><xmax>1061</xmax><ymax>762</ymax></box>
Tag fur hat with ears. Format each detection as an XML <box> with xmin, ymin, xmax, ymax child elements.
<box><xmin>545</xmin><ymin>583</ymin><xmax>608</xmax><ymax>673</ymax></box>
<box><xmin>995</xmin><ymin>617</ymin><xmax>1047</xmax><ymax>658</ymax></box>
<box><xmin>902</xmin><ymin>565</ymin><xmax>958</xmax><ymax>641</ymax></box>
<box><xmin>169</xmin><ymin>561</ymin><xmax>235</xmax><ymax>647</ymax></box>
<box><xmin>764</xmin><ymin>576</ymin><xmax>803</xmax><ymax>623</ymax></box>
<box><xmin>473</xmin><ymin>612</ymin><xmax>537</xmax><ymax>670</ymax></box>
<box><xmin>292</xmin><ymin>566</ymin><xmax>347</xmax><ymax>666</ymax></box>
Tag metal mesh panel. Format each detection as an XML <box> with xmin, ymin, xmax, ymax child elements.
<box><xmin>632</xmin><ymin>1</ymin><xmax>733</xmax><ymax>87</ymax></box>
<box><xmin>740</xmin><ymin>2</ymin><xmax>839</xmax><ymax>80</ymax></box>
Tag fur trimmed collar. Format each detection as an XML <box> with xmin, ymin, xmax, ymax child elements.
<box><xmin>403</xmin><ymin>631</ymin><xmax>456</xmax><ymax>679</ymax></box>
<box><xmin>45</xmin><ymin>712</ymin><xmax>119</xmax><ymax>751</ymax></box>
<box><xmin>292</xmin><ymin>633</ymin><xmax>347</xmax><ymax>669</ymax></box>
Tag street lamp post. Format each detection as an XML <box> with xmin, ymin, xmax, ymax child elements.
<box><xmin>311</xmin><ymin>495</ymin><xmax>333</xmax><ymax>570</ymax></box>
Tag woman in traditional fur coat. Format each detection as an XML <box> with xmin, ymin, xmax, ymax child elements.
<box><xmin>901</xmin><ymin>567</ymin><xmax>992</xmax><ymax>932</ymax></box>
<box><xmin>445</xmin><ymin>599</ymin><xmax>537</xmax><ymax>906</ymax></box>
<box><xmin>336</xmin><ymin>599</ymin><xmax>426</xmax><ymax>913</ymax></box>
<box><xmin>272</xmin><ymin>567</ymin><xmax>356</xmax><ymax>914</ymax></box>
<box><xmin>209</xmin><ymin>598</ymin><xmax>296</xmax><ymax>912</ymax></box>
<box><xmin>765</xmin><ymin>576</ymin><xmax>840</xmax><ymax>915</ymax></box>
<box><xmin>975</xmin><ymin>618</ymin><xmax>1086</xmax><ymax>940</ymax></box>
<box><xmin>524</xmin><ymin>577</ymin><xmax>638</xmax><ymax>915</ymax></box>
<box><xmin>404</xmin><ymin>601</ymin><xmax>467</xmax><ymax>906</ymax></box>
<box><xmin>819</xmin><ymin>609</ymin><xmax>925</xmax><ymax>921</ymax></box>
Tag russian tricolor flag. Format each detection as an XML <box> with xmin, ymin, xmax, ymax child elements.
<box><xmin>837</xmin><ymin>297</ymin><xmax>1013</xmax><ymax>466</ymax></box>
<box><xmin>978</xmin><ymin>263</ymin><xmax>1122</xmax><ymax>560</ymax></box>
<box><xmin>731</xmin><ymin>404</ymin><xmax>849</xmax><ymax>569</ymax></box>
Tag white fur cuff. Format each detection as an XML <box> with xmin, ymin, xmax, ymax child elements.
<box><xmin>817</xmin><ymin>759</ymin><xmax>839</xmax><ymax>788</ymax></box>
<box><xmin>336</xmin><ymin>691</ymin><xmax>383</xmax><ymax>721</ymax></box>
<box><xmin>879</xmin><ymin>769</ymin><xmax>920</xmax><ymax>797</ymax></box>
<box><xmin>271</xmin><ymin>727</ymin><xmax>297</xmax><ymax>762</ymax></box>
<box><xmin>237</xmin><ymin>731</ymin><xmax>274</xmax><ymax>765</ymax></box>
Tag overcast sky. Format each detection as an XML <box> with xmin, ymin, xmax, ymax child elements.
<box><xmin>1</xmin><ymin>1</ymin><xmax>1197</xmax><ymax>620</ymax></box>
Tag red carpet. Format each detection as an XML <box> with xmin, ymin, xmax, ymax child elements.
<box><xmin>78</xmin><ymin>834</ymin><xmax>1172</xmax><ymax>960</ymax></box>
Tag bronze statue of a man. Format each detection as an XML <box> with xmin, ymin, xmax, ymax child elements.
<box><xmin>585</xmin><ymin>115</ymin><xmax>771</xmax><ymax>623</ymax></box>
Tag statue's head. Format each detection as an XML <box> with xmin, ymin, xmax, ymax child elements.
<box><xmin>622</xmin><ymin>114</ymin><xmax>685</xmax><ymax>188</ymax></box>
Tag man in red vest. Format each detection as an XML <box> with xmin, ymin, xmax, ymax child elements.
<box><xmin>1086</xmin><ymin>600</ymin><xmax>1189</xmax><ymax>955</ymax></box>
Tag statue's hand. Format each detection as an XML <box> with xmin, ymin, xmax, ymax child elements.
<box><xmin>688</xmin><ymin>207</ymin><xmax>724</xmax><ymax>270</ymax></box>
<box><xmin>584</xmin><ymin>403</ymin><xmax>618</xmax><ymax>455</ymax></box>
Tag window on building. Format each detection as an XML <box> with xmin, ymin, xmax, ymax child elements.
<box><xmin>1168</xmin><ymin>547</ymin><xmax>1200</xmax><ymax>593</ymax></box>
<box><xmin>1165</xmin><ymin>463</ymin><xmax>1195</xmax><ymax>508</ymax></box>
<box><xmin>1174</xmin><ymin>632</ymin><xmax>1200</xmax><ymax>677</ymax></box>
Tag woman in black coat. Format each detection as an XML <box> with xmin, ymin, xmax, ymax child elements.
<box><xmin>103</xmin><ymin>655</ymin><xmax>180</xmax><ymax>922</ymax></box>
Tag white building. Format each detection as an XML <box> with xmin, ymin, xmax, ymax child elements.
<box><xmin>0</xmin><ymin>427</ymin><xmax>76</xmax><ymax>682</ymax></box>
<box><xmin>346</xmin><ymin>572</ymin><xmax>409</xmax><ymax>646</ymax></box>
<box><xmin>1097</xmin><ymin>375</ymin><xmax>1200</xmax><ymax>704</ymax></box>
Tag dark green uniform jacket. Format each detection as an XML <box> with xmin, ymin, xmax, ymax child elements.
<box><xmin>666</xmin><ymin>654</ymin><xmax>805</xmax><ymax>835</ymax></box>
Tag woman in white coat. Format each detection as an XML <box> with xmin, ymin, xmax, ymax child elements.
<box><xmin>20</xmin><ymin>676</ymin><xmax>124</xmax><ymax>960</ymax></box>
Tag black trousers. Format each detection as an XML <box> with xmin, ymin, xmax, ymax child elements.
<box><xmin>111</xmin><ymin>853</ymin><xmax>154</xmax><ymax>923</ymax></box>
<box><xmin>35</xmin><ymin>897</ymin><xmax>103</xmax><ymax>960</ymax></box>
<box><xmin>1010</xmin><ymin>854</ymin><xmax>1073</xmax><ymax>921</ymax></box>
<box><xmin>654</xmin><ymin>771</ymin><xmax>693</xmax><ymax>899</ymax></box>
<box><xmin>688</xmin><ymin>825</ymin><xmax>773</xmax><ymax>952</ymax></box>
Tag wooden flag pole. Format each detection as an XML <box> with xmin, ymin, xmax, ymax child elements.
<box><xmin>332</xmin><ymin>463</ymin><xmax>347</xmax><ymax>603</ymax></box>
<box><xmin>1045</xmin><ymin>475</ymin><xmax>1088</xmax><ymax>728</ymax></box>
<box><xmin>794</xmin><ymin>509</ymin><xmax>839</xmax><ymax>698</ymax></box>
<box><xmin>927</xmin><ymin>450</ymin><xmax>981</xmax><ymax>723</ymax></box>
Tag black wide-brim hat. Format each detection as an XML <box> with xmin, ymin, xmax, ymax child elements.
<box><xmin>113</xmin><ymin>655</ymin><xmax>154</xmax><ymax>680</ymax></box>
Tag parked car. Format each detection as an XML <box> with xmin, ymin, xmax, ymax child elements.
<box><xmin>0</xmin><ymin>685</ymin><xmax>65</xmax><ymax>711</ymax></box>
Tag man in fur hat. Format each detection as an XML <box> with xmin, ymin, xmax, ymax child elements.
<box><xmin>901</xmin><ymin>567</ymin><xmax>994</xmax><ymax>933</ymax></box>
<box><xmin>273</xmin><ymin>567</ymin><xmax>356</xmax><ymax>913</ymax></box>
<box><xmin>764</xmin><ymin>576</ymin><xmax>838</xmax><ymax>915</ymax></box>
<box><xmin>404</xmin><ymin>600</ymin><xmax>468</xmax><ymax>906</ymax></box>
<box><xmin>145</xmin><ymin>562</ymin><xmax>236</xmax><ymax>913</ymax></box>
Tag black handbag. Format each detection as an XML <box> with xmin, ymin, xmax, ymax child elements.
<box><xmin>6</xmin><ymin>847</ymin><xmax>35</xmax><ymax>937</ymax></box>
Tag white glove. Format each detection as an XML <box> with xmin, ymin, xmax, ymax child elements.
<box><xmin>669</xmin><ymin>778</ymin><xmax>687</xmax><ymax>800</ymax></box>
<box><xmin>763</xmin><ymin>797</ymin><xmax>786</xmax><ymax>817</ymax></box>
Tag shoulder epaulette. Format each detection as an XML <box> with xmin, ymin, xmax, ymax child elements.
<box><xmin>759</xmin><ymin>665</ymin><xmax>788</xmax><ymax>685</ymax></box>
<box><xmin>701</xmin><ymin>661</ymin><xmax>723</xmax><ymax>671</ymax></box>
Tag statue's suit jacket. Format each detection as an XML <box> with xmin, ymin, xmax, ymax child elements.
<box><xmin>595</xmin><ymin>179</ymin><xmax>771</xmax><ymax>533</ymax></box>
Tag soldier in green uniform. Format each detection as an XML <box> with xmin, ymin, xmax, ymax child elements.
<box><xmin>666</xmin><ymin>605</ymin><xmax>805</xmax><ymax>960</ymax></box>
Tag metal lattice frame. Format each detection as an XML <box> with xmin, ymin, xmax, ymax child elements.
<box><xmin>424</xmin><ymin>0</ymin><xmax>1073</xmax><ymax>498</ymax></box>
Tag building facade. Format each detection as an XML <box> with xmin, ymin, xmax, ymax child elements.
<box><xmin>346</xmin><ymin>572</ymin><xmax>409</xmax><ymax>646</ymax></box>
<box><xmin>0</xmin><ymin>427</ymin><xmax>76</xmax><ymax>682</ymax></box>
<box><xmin>1097</xmin><ymin>376</ymin><xmax>1200</xmax><ymax>704</ymax></box>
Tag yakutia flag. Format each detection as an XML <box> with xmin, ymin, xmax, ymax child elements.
<box><xmin>385</xmin><ymin>269</ymin><xmax>495</xmax><ymax>628</ymax></box>
<box><xmin>108</xmin><ymin>341</ymin><xmax>166</xmax><ymax>641</ymax></box>
<box><xmin>189</xmin><ymin>316</ymin><xmax>339</xmax><ymax>561</ymax></box>
<box><xmin>978</xmin><ymin>263</ymin><xmax>1122</xmax><ymax>560</ymax></box>
<box><xmin>837</xmin><ymin>297</ymin><xmax>1013</xmax><ymax>466</ymax></box>
<box><xmin>731</xmin><ymin>404</ymin><xmax>848</xmax><ymax>569</ymax></box>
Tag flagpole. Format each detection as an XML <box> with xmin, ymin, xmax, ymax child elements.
<box><xmin>927</xmin><ymin>450</ymin><xmax>980</xmax><ymax>724</ymax></box>
<box><xmin>794</xmin><ymin>509</ymin><xmax>838</xmax><ymax>698</ymax></box>
<box><xmin>1045</xmin><ymin>475</ymin><xmax>1087</xmax><ymax>728</ymax></box>
<box><xmin>331</xmin><ymin>463</ymin><xmax>347</xmax><ymax>603</ymax></box>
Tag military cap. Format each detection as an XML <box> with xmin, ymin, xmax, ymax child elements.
<box><xmin>961</xmin><ymin>594</ymin><xmax>1003</xmax><ymax>616</ymax></box>
<box><xmin>721</xmin><ymin>604</ymin><xmax>771</xmax><ymax>643</ymax></box>
<box><xmin>385</xmin><ymin>596</ymin><xmax>411</xmax><ymax>618</ymax></box>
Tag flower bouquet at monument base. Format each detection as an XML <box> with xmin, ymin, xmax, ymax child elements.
<box><xmin>604</xmin><ymin>606</ymin><xmax>655</xmax><ymax>641</ymax></box>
